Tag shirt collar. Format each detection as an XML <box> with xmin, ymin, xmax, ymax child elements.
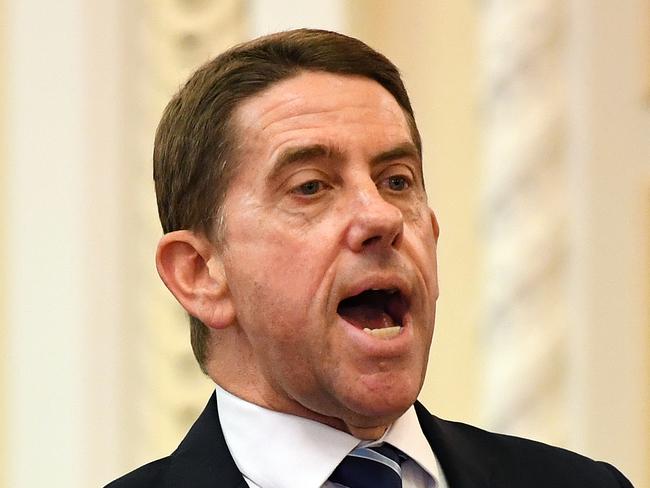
<box><xmin>216</xmin><ymin>385</ymin><xmax>358</xmax><ymax>488</ymax></box>
<box><xmin>216</xmin><ymin>385</ymin><xmax>442</xmax><ymax>488</ymax></box>
<box><xmin>382</xmin><ymin>402</ymin><xmax>445</xmax><ymax>484</ymax></box>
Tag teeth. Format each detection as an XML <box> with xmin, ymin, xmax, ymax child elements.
<box><xmin>367</xmin><ymin>287</ymin><xmax>398</xmax><ymax>295</ymax></box>
<box><xmin>362</xmin><ymin>326</ymin><xmax>402</xmax><ymax>339</ymax></box>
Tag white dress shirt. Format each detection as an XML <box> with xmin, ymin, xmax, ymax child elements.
<box><xmin>216</xmin><ymin>386</ymin><xmax>449</xmax><ymax>488</ymax></box>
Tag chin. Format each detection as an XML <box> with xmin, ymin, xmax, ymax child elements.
<box><xmin>341</xmin><ymin>376</ymin><xmax>421</xmax><ymax>422</ymax></box>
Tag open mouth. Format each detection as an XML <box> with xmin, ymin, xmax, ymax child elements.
<box><xmin>337</xmin><ymin>288</ymin><xmax>409</xmax><ymax>340</ymax></box>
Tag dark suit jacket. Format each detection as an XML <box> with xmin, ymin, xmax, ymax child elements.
<box><xmin>105</xmin><ymin>393</ymin><xmax>633</xmax><ymax>487</ymax></box>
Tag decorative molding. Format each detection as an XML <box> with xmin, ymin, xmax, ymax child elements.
<box><xmin>479</xmin><ymin>0</ymin><xmax>570</xmax><ymax>446</ymax></box>
<box><xmin>126</xmin><ymin>0</ymin><xmax>246</xmax><ymax>462</ymax></box>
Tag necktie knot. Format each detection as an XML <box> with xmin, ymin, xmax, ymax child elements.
<box><xmin>329</xmin><ymin>443</ymin><xmax>405</xmax><ymax>488</ymax></box>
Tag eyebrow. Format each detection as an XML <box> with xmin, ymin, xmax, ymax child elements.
<box><xmin>268</xmin><ymin>143</ymin><xmax>345</xmax><ymax>182</ymax></box>
<box><xmin>370</xmin><ymin>142</ymin><xmax>421</xmax><ymax>166</ymax></box>
<box><xmin>276</xmin><ymin>144</ymin><xmax>341</xmax><ymax>168</ymax></box>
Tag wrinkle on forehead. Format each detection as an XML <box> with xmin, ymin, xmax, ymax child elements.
<box><xmin>234</xmin><ymin>72</ymin><xmax>409</xmax><ymax>135</ymax></box>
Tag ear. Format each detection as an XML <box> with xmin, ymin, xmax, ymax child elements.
<box><xmin>155</xmin><ymin>230</ymin><xmax>235</xmax><ymax>329</ymax></box>
<box><xmin>429</xmin><ymin>208</ymin><xmax>440</xmax><ymax>241</ymax></box>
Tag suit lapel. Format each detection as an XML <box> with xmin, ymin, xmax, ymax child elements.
<box><xmin>415</xmin><ymin>401</ymin><xmax>492</xmax><ymax>488</ymax></box>
<box><xmin>162</xmin><ymin>393</ymin><xmax>247</xmax><ymax>488</ymax></box>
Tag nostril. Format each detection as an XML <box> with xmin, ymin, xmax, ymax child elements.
<box><xmin>362</xmin><ymin>235</ymin><xmax>382</xmax><ymax>247</ymax></box>
<box><xmin>361</xmin><ymin>231</ymin><xmax>402</xmax><ymax>249</ymax></box>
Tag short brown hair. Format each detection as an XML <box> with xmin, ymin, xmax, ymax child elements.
<box><xmin>153</xmin><ymin>28</ymin><xmax>422</xmax><ymax>372</ymax></box>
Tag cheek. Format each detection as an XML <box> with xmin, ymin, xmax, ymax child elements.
<box><xmin>405</xmin><ymin>214</ymin><xmax>439</xmax><ymax>293</ymax></box>
<box><xmin>223</xmin><ymin>220</ymin><xmax>328</xmax><ymax>322</ymax></box>
<box><xmin>404</xmin><ymin>205</ymin><xmax>436</xmax><ymax>251</ymax></box>
<box><xmin>233</xmin><ymin>216</ymin><xmax>343</xmax><ymax>293</ymax></box>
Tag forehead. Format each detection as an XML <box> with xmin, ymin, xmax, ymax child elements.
<box><xmin>231</xmin><ymin>71</ymin><xmax>414</xmax><ymax>161</ymax></box>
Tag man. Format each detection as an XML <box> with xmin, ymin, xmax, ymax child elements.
<box><xmin>107</xmin><ymin>29</ymin><xmax>633</xmax><ymax>487</ymax></box>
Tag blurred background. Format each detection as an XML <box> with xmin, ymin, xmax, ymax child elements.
<box><xmin>0</xmin><ymin>0</ymin><xmax>648</xmax><ymax>486</ymax></box>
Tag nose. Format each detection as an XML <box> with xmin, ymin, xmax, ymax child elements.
<box><xmin>344</xmin><ymin>184</ymin><xmax>404</xmax><ymax>253</ymax></box>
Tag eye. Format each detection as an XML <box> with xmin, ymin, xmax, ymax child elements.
<box><xmin>292</xmin><ymin>180</ymin><xmax>326</xmax><ymax>196</ymax></box>
<box><xmin>384</xmin><ymin>175</ymin><xmax>410</xmax><ymax>192</ymax></box>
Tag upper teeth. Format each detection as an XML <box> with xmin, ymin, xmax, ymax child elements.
<box><xmin>370</xmin><ymin>288</ymin><xmax>397</xmax><ymax>294</ymax></box>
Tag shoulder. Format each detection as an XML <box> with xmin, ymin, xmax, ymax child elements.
<box><xmin>103</xmin><ymin>393</ymin><xmax>246</xmax><ymax>488</ymax></box>
<box><xmin>103</xmin><ymin>457</ymin><xmax>171</xmax><ymax>488</ymax></box>
<box><xmin>454</xmin><ymin>419</ymin><xmax>628</xmax><ymax>484</ymax></box>
<box><xmin>415</xmin><ymin>403</ymin><xmax>633</xmax><ymax>487</ymax></box>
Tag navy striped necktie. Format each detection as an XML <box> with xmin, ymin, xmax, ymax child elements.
<box><xmin>329</xmin><ymin>443</ymin><xmax>405</xmax><ymax>488</ymax></box>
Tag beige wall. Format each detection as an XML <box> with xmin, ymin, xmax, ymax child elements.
<box><xmin>566</xmin><ymin>2</ymin><xmax>650</xmax><ymax>483</ymax></box>
<box><xmin>0</xmin><ymin>0</ymin><xmax>7</xmax><ymax>486</ymax></box>
<box><xmin>0</xmin><ymin>0</ymin><xmax>6</xmax><ymax>484</ymax></box>
<box><xmin>348</xmin><ymin>1</ymin><xmax>481</xmax><ymax>423</ymax></box>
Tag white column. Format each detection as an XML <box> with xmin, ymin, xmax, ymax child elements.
<box><xmin>4</xmin><ymin>1</ymin><xmax>128</xmax><ymax>486</ymax></box>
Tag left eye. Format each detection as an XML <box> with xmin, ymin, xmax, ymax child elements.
<box><xmin>385</xmin><ymin>175</ymin><xmax>410</xmax><ymax>191</ymax></box>
<box><xmin>293</xmin><ymin>180</ymin><xmax>325</xmax><ymax>196</ymax></box>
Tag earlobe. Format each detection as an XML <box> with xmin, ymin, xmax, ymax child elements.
<box><xmin>156</xmin><ymin>230</ymin><xmax>235</xmax><ymax>329</ymax></box>
<box><xmin>429</xmin><ymin>209</ymin><xmax>440</xmax><ymax>241</ymax></box>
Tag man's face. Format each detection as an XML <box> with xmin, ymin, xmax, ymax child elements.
<box><xmin>217</xmin><ymin>71</ymin><xmax>439</xmax><ymax>435</ymax></box>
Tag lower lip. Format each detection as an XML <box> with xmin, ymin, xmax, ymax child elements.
<box><xmin>337</xmin><ymin>313</ymin><xmax>413</xmax><ymax>356</ymax></box>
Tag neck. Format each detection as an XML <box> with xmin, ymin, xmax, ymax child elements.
<box><xmin>345</xmin><ymin>423</ymin><xmax>389</xmax><ymax>440</ymax></box>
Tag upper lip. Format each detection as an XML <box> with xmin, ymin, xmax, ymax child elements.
<box><xmin>336</xmin><ymin>273</ymin><xmax>412</xmax><ymax>306</ymax></box>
